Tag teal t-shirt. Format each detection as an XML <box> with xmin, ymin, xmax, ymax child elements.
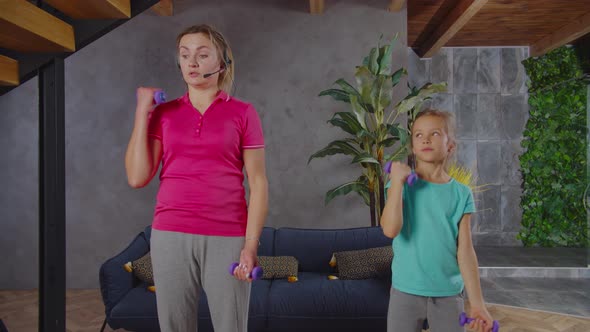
<box><xmin>385</xmin><ymin>177</ymin><xmax>475</xmax><ymax>296</ymax></box>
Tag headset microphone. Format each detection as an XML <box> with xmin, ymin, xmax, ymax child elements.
<box><xmin>203</xmin><ymin>68</ymin><xmax>223</xmax><ymax>78</ymax></box>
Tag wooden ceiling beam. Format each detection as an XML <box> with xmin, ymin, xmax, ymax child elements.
<box><xmin>151</xmin><ymin>0</ymin><xmax>173</xmax><ymax>16</ymax></box>
<box><xmin>0</xmin><ymin>55</ymin><xmax>19</xmax><ymax>86</ymax></box>
<box><xmin>388</xmin><ymin>0</ymin><xmax>406</xmax><ymax>12</ymax></box>
<box><xmin>416</xmin><ymin>0</ymin><xmax>488</xmax><ymax>58</ymax></box>
<box><xmin>0</xmin><ymin>0</ymin><xmax>75</xmax><ymax>52</ymax></box>
<box><xmin>44</xmin><ymin>0</ymin><xmax>131</xmax><ymax>19</ymax></box>
<box><xmin>531</xmin><ymin>11</ymin><xmax>590</xmax><ymax>57</ymax></box>
<box><xmin>310</xmin><ymin>0</ymin><xmax>324</xmax><ymax>15</ymax></box>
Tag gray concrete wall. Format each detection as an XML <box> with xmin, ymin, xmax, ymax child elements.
<box><xmin>408</xmin><ymin>47</ymin><xmax>529</xmax><ymax>246</ymax></box>
<box><xmin>0</xmin><ymin>77</ymin><xmax>39</xmax><ymax>289</ymax></box>
<box><xmin>0</xmin><ymin>0</ymin><xmax>408</xmax><ymax>289</ymax></box>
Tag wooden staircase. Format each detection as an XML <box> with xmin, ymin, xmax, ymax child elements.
<box><xmin>0</xmin><ymin>0</ymin><xmax>173</xmax><ymax>97</ymax></box>
<box><xmin>0</xmin><ymin>2</ymin><xmax>173</xmax><ymax>331</ymax></box>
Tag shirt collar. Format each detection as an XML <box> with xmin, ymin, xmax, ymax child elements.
<box><xmin>181</xmin><ymin>90</ymin><xmax>230</xmax><ymax>105</ymax></box>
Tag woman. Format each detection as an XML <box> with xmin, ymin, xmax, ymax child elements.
<box><xmin>125</xmin><ymin>24</ymin><xmax>268</xmax><ymax>332</ymax></box>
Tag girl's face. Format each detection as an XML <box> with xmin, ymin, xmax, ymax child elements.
<box><xmin>177</xmin><ymin>33</ymin><xmax>223</xmax><ymax>88</ymax></box>
<box><xmin>411</xmin><ymin>115</ymin><xmax>454</xmax><ymax>164</ymax></box>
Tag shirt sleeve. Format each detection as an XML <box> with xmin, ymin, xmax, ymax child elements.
<box><xmin>464</xmin><ymin>188</ymin><xmax>476</xmax><ymax>214</ymax></box>
<box><xmin>147</xmin><ymin>107</ymin><xmax>163</xmax><ymax>141</ymax></box>
<box><xmin>241</xmin><ymin>104</ymin><xmax>265</xmax><ymax>149</ymax></box>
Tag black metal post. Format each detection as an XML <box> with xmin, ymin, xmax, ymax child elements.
<box><xmin>38</xmin><ymin>58</ymin><xmax>66</xmax><ymax>332</ymax></box>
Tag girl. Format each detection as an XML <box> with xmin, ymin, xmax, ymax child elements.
<box><xmin>125</xmin><ymin>24</ymin><xmax>268</xmax><ymax>332</ymax></box>
<box><xmin>381</xmin><ymin>109</ymin><xmax>494</xmax><ymax>332</ymax></box>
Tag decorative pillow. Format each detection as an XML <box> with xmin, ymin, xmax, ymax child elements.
<box><xmin>124</xmin><ymin>252</ymin><xmax>154</xmax><ymax>284</ymax></box>
<box><xmin>258</xmin><ymin>256</ymin><xmax>298</xmax><ymax>280</ymax></box>
<box><xmin>333</xmin><ymin>246</ymin><xmax>393</xmax><ymax>280</ymax></box>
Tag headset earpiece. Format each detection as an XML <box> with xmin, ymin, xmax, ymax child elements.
<box><xmin>222</xmin><ymin>48</ymin><xmax>232</xmax><ymax>68</ymax></box>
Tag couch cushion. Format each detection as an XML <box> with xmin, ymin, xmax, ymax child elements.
<box><xmin>367</xmin><ymin>226</ymin><xmax>394</xmax><ymax>247</ymax></box>
<box><xmin>144</xmin><ymin>225</ymin><xmax>153</xmax><ymax>243</ymax></box>
<box><xmin>334</xmin><ymin>246</ymin><xmax>392</xmax><ymax>280</ymax></box>
<box><xmin>267</xmin><ymin>272</ymin><xmax>390</xmax><ymax>331</ymax></box>
<box><xmin>258</xmin><ymin>256</ymin><xmax>298</xmax><ymax>279</ymax></box>
<box><xmin>258</xmin><ymin>227</ymin><xmax>275</xmax><ymax>256</ymax></box>
<box><xmin>274</xmin><ymin>227</ymin><xmax>392</xmax><ymax>273</ymax></box>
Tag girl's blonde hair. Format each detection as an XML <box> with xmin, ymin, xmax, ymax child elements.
<box><xmin>411</xmin><ymin>108</ymin><xmax>457</xmax><ymax>168</ymax></box>
<box><xmin>176</xmin><ymin>24</ymin><xmax>234</xmax><ymax>93</ymax></box>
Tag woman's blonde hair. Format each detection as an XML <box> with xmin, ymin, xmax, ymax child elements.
<box><xmin>176</xmin><ymin>24</ymin><xmax>234</xmax><ymax>93</ymax></box>
<box><xmin>411</xmin><ymin>108</ymin><xmax>457</xmax><ymax>167</ymax></box>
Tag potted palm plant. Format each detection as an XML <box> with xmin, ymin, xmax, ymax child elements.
<box><xmin>308</xmin><ymin>37</ymin><xmax>446</xmax><ymax>226</ymax></box>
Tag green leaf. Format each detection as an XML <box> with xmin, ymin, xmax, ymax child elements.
<box><xmin>350</xmin><ymin>94</ymin><xmax>367</xmax><ymax>129</ymax></box>
<box><xmin>387</xmin><ymin>123</ymin><xmax>409</xmax><ymax>145</ymax></box>
<box><xmin>355</xmin><ymin>175</ymin><xmax>370</xmax><ymax>206</ymax></box>
<box><xmin>357</xmin><ymin>129</ymin><xmax>378</xmax><ymax>143</ymax></box>
<box><xmin>355</xmin><ymin>66</ymin><xmax>374</xmax><ymax>106</ymax></box>
<box><xmin>334</xmin><ymin>79</ymin><xmax>361</xmax><ymax>99</ymax></box>
<box><xmin>379</xmin><ymin>137</ymin><xmax>397</xmax><ymax>147</ymax></box>
<box><xmin>378</xmin><ymin>44</ymin><xmax>393</xmax><ymax>75</ymax></box>
<box><xmin>391</xmin><ymin>68</ymin><xmax>406</xmax><ymax>86</ymax></box>
<box><xmin>325</xmin><ymin>180</ymin><xmax>368</xmax><ymax>205</ymax></box>
<box><xmin>308</xmin><ymin>140</ymin><xmax>361</xmax><ymax>164</ymax></box>
<box><xmin>372</xmin><ymin>74</ymin><xmax>394</xmax><ymax>112</ymax></box>
<box><xmin>318</xmin><ymin>89</ymin><xmax>351</xmax><ymax>103</ymax></box>
<box><xmin>380</xmin><ymin>124</ymin><xmax>409</xmax><ymax>149</ymax></box>
<box><xmin>357</xmin><ymin>188</ymin><xmax>370</xmax><ymax>206</ymax></box>
<box><xmin>396</xmin><ymin>82</ymin><xmax>448</xmax><ymax>115</ymax></box>
<box><xmin>351</xmin><ymin>153</ymin><xmax>380</xmax><ymax>165</ymax></box>
<box><xmin>330</xmin><ymin>112</ymin><xmax>363</xmax><ymax>134</ymax></box>
<box><xmin>385</xmin><ymin>143</ymin><xmax>411</xmax><ymax>162</ymax></box>
<box><xmin>367</xmin><ymin>47</ymin><xmax>379</xmax><ymax>75</ymax></box>
<box><xmin>328</xmin><ymin>112</ymin><xmax>362</xmax><ymax>136</ymax></box>
<box><xmin>328</xmin><ymin>118</ymin><xmax>357</xmax><ymax>135</ymax></box>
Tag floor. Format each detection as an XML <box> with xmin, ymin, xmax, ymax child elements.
<box><xmin>0</xmin><ymin>287</ymin><xmax>589</xmax><ymax>332</ymax></box>
<box><xmin>481</xmin><ymin>277</ymin><xmax>590</xmax><ymax>317</ymax></box>
<box><xmin>474</xmin><ymin>246</ymin><xmax>590</xmax><ymax>317</ymax></box>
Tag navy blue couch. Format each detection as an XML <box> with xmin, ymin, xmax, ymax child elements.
<box><xmin>99</xmin><ymin>226</ymin><xmax>393</xmax><ymax>332</ymax></box>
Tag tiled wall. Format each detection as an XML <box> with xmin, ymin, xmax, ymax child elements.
<box><xmin>408</xmin><ymin>47</ymin><xmax>529</xmax><ymax>246</ymax></box>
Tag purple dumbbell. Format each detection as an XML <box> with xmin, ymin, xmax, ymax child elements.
<box><xmin>459</xmin><ymin>312</ymin><xmax>500</xmax><ymax>332</ymax></box>
<box><xmin>153</xmin><ymin>90</ymin><xmax>167</xmax><ymax>105</ymax></box>
<box><xmin>383</xmin><ymin>161</ymin><xmax>418</xmax><ymax>186</ymax></box>
<box><xmin>228</xmin><ymin>262</ymin><xmax>263</xmax><ymax>281</ymax></box>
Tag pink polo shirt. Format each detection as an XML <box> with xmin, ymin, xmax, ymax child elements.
<box><xmin>147</xmin><ymin>90</ymin><xmax>264</xmax><ymax>236</ymax></box>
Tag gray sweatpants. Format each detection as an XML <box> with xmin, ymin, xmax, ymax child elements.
<box><xmin>150</xmin><ymin>229</ymin><xmax>251</xmax><ymax>332</ymax></box>
<box><xmin>387</xmin><ymin>287</ymin><xmax>465</xmax><ymax>332</ymax></box>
